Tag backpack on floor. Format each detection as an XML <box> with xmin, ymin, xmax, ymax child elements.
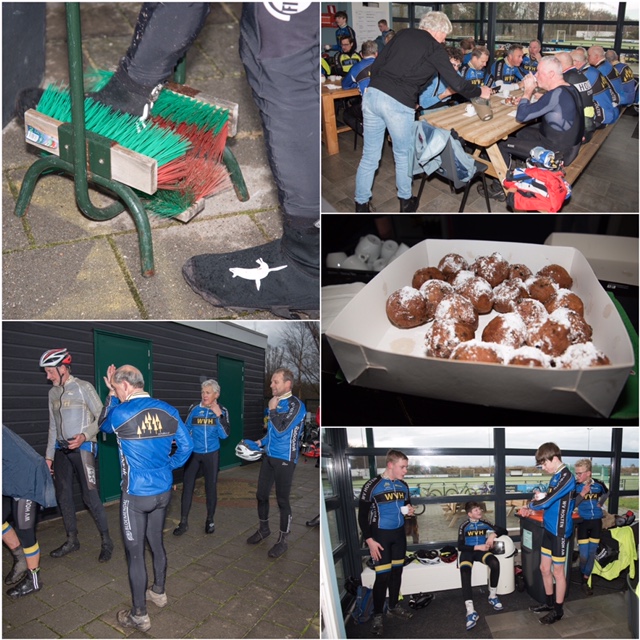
<box><xmin>352</xmin><ymin>584</ymin><xmax>375</xmax><ymax>624</ymax></box>
<box><xmin>595</xmin><ymin>528</ymin><xmax>620</xmax><ymax>568</ymax></box>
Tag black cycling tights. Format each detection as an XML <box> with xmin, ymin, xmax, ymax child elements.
<box><xmin>256</xmin><ymin>455</ymin><xmax>296</xmax><ymax>533</ymax></box>
<box><xmin>121</xmin><ymin>490</ymin><xmax>171</xmax><ymax>616</ymax></box>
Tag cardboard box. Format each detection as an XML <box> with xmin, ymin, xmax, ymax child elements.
<box><xmin>325</xmin><ymin>239</ymin><xmax>634</xmax><ymax>418</ymax></box>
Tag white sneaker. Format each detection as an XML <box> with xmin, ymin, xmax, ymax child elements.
<box><xmin>488</xmin><ymin>595</ymin><xmax>503</xmax><ymax>611</ymax></box>
<box><xmin>146</xmin><ymin>588</ymin><xmax>168</xmax><ymax>607</ymax></box>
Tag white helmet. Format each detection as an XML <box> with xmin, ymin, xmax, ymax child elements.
<box><xmin>39</xmin><ymin>348</ymin><xmax>72</xmax><ymax>368</ymax></box>
<box><xmin>235</xmin><ymin>439</ymin><xmax>263</xmax><ymax>462</ymax></box>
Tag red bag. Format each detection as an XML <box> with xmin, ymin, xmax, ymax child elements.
<box><xmin>503</xmin><ymin>167</ymin><xmax>571</xmax><ymax>213</ymax></box>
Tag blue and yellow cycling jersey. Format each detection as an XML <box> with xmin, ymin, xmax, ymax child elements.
<box><xmin>575</xmin><ymin>479</ymin><xmax>608</xmax><ymax>520</ymax></box>
<box><xmin>529</xmin><ymin>464</ymin><xmax>576</xmax><ymax>538</ymax></box>
<box><xmin>358</xmin><ymin>475</ymin><xmax>409</xmax><ymax>540</ymax></box>
<box><xmin>457</xmin><ymin>518</ymin><xmax>496</xmax><ymax>551</ymax></box>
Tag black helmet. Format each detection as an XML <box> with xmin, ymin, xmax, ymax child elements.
<box><xmin>416</xmin><ymin>549</ymin><xmax>440</xmax><ymax>565</ymax></box>
<box><xmin>409</xmin><ymin>592</ymin><xmax>434</xmax><ymax>609</ymax></box>
<box><xmin>439</xmin><ymin>545</ymin><xmax>458</xmax><ymax>564</ymax></box>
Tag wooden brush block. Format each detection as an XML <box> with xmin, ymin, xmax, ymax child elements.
<box><xmin>24</xmin><ymin>109</ymin><xmax>158</xmax><ymax>195</ymax></box>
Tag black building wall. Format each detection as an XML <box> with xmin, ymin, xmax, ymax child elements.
<box><xmin>2</xmin><ymin>321</ymin><xmax>266</xmax><ymax>516</ymax></box>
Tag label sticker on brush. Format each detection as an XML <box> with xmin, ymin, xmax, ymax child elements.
<box><xmin>26</xmin><ymin>126</ymin><xmax>58</xmax><ymax>150</ymax></box>
<box><xmin>263</xmin><ymin>1</ymin><xmax>314</xmax><ymax>21</ymax></box>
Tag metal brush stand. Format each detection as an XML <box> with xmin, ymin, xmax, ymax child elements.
<box><xmin>15</xmin><ymin>3</ymin><xmax>156</xmax><ymax>276</ymax></box>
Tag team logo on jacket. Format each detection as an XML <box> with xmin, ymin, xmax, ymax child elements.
<box><xmin>263</xmin><ymin>1</ymin><xmax>313</xmax><ymax>21</ymax></box>
<box><xmin>138</xmin><ymin>413</ymin><xmax>164</xmax><ymax>436</ymax></box>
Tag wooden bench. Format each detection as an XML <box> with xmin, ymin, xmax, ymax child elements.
<box><xmin>564</xmin><ymin>107</ymin><xmax>628</xmax><ymax>185</ymax></box>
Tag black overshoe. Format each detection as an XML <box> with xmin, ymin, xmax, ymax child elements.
<box><xmin>7</xmin><ymin>569</ymin><xmax>41</xmax><ymax>598</ymax></box>
<box><xmin>355</xmin><ymin>200</ymin><xmax>374</xmax><ymax>212</ymax></box>
<box><xmin>399</xmin><ymin>196</ymin><xmax>418</xmax><ymax>212</ymax></box>
<box><xmin>50</xmin><ymin>536</ymin><xmax>80</xmax><ymax>558</ymax></box>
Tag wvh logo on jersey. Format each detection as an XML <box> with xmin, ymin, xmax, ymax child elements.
<box><xmin>137</xmin><ymin>413</ymin><xmax>164</xmax><ymax>436</ymax></box>
<box><xmin>383</xmin><ymin>491</ymin><xmax>405</xmax><ymax>502</ymax></box>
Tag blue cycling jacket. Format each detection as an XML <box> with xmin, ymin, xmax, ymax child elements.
<box><xmin>458</xmin><ymin>518</ymin><xmax>496</xmax><ymax>551</ymax></box>
<box><xmin>99</xmin><ymin>393</ymin><xmax>193</xmax><ymax>496</ymax></box>
<box><xmin>186</xmin><ymin>404</ymin><xmax>230</xmax><ymax>454</ymax></box>
<box><xmin>529</xmin><ymin>464</ymin><xmax>576</xmax><ymax>538</ymax></box>
<box><xmin>262</xmin><ymin>393</ymin><xmax>306</xmax><ymax>463</ymax></box>
<box><xmin>358</xmin><ymin>475</ymin><xmax>409</xmax><ymax>540</ymax></box>
<box><xmin>575</xmin><ymin>479</ymin><xmax>609</xmax><ymax>520</ymax></box>
<box><xmin>489</xmin><ymin>58</ymin><xmax>525</xmax><ymax>84</ymax></box>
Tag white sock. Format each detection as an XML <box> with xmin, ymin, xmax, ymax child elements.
<box><xmin>465</xmin><ymin>600</ymin><xmax>475</xmax><ymax>615</ymax></box>
<box><xmin>489</xmin><ymin>587</ymin><xmax>497</xmax><ymax>599</ymax></box>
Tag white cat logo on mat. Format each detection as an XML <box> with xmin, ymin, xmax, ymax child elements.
<box><xmin>229</xmin><ymin>258</ymin><xmax>287</xmax><ymax>290</ymax></box>
<box><xmin>263</xmin><ymin>1</ymin><xmax>313</xmax><ymax>21</ymax></box>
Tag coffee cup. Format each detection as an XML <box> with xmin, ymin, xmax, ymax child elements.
<box><xmin>326</xmin><ymin>251</ymin><xmax>348</xmax><ymax>268</ymax></box>
<box><xmin>355</xmin><ymin>234</ymin><xmax>382</xmax><ymax>262</ymax></box>
<box><xmin>341</xmin><ymin>254</ymin><xmax>369</xmax><ymax>270</ymax></box>
<box><xmin>400</xmin><ymin>506</ymin><xmax>410</xmax><ymax>515</ymax></box>
<box><xmin>380</xmin><ymin>240</ymin><xmax>398</xmax><ymax>260</ymax></box>
<box><xmin>465</xmin><ymin>103</ymin><xmax>476</xmax><ymax>116</ymax></box>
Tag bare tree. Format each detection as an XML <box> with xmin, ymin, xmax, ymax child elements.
<box><xmin>280</xmin><ymin>322</ymin><xmax>320</xmax><ymax>393</ymax></box>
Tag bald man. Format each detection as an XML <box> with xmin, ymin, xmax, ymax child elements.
<box><xmin>588</xmin><ymin>46</ymin><xmax>622</xmax><ymax>106</ymax></box>
<box><xmin>100</xmin><ymin>365</ymin><xmax>193</xmax><ymax>633</ymax></box>
<box><xmin>605</xmin><ymin>50</ymin><xmax>638</xmax><ymax>106</ymax></box>
<box><xmin>579</xmin><ymin>47</ymin><xmax>620</xmax><ymax>125</ymax></box>
<box><xmin>556</xmin><ymin>51</ymin><xmax>600</xmax><ymax>141</ymax></box>
<box><xmin>499</xmin><ymin>56</ymin><xmax>583</xmax><ymax>166</ymax></box>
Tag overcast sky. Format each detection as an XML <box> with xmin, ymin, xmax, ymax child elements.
<box><xmin>346</xmin><ymin>427</ymin><xmax>638</xmax><ymax>467</ymax></box>
<box><xmin>229</xmin><ymin>320</ymin><xmax>289</xmax><ymax>346</ymax></box>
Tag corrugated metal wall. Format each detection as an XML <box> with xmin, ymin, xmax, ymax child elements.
<box><xmin>2</xmin><ymin>321</ymin><xmax>266</xmax><ymax>517</ymax></box>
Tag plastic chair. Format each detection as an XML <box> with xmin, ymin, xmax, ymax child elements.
<box><xmin>415</xmin><ymin>138</ymin><xmax>492</xmax><ymax>212</ymax></box>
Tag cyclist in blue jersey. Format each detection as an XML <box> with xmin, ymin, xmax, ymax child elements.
<box><xmin>588</xmin><ymin>46</ymin><xmax>622</xmax><ymax>106</ymax></box>
<box><xmin>522</xmin><ymin>40</ymin><xmax>543</xmax><ymax>75</ymax></box>
<box><xmin>359</xmin><ymin>449</ymin><xmax>415</xmax><ymax>635</ymax></box>
<box><xmin>460</xmin><ymin>46</ymin><xmax>490</xmax><ymax>88</ymax></box>
<box><xmin>247</xmin><ymin>368</ymin><xmax>305</xmax><ymax>559</ymax></box>
<box><xmin>325</xmin><ymin>10</ymin><xmax>357</xmax><ymax>53</ymax></box>
<box><xmin>605</xmin><ymin>50</ymin><xmax>638</xmax><ymax>106</ymax></box>
<box><xmin>100</xmin><ymin>364</ymin><xmax>193</xmax><ymax>633</ymax></box>
<box><xmin>457</xmin><ymin>502</ymin><xmax>504</xmax><ymax>630</ymax></box>
<box><xmin>489</xmin><ymin>44</ymin><xmax>526</xmax><ymax>85</ymax></box>
<box><xmin>342</xmin><ymin>41</ymin><xmax>378</xmax><ymax>94</ymax></box>
<box><xmin>572</xmin><ymin>48</ymin><xmax>619</xmax><ymax>125</ymax></box>
<box><xmin>519</xmin><ymin>442</ymin><xmax>576</xmax><ymax>625</ymax></box>
<box><xmin>574</xmin><ymin>459</ymin><xmax>609</xmax><ymax>596</ymax></box>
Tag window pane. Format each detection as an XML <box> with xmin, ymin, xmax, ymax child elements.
<box><xmin>494</xmin><ymin>24</ymin><xmax>539</xmax><ymax>44</ymax></box>
<box><xmin>392</xmin><ymin>3</ymin><xmax>409</xmax><ymax>20</ymax></box>
<box><xmin>349</xmin><ymin>427</ymin><xmax>493</xmax><ymax>449</ymax></box>
<box><xmin>505</xmin><ymin>427</ymin><xmax>612</xmax><ymax>452</ymax></box>
<box><xmin>622</xmin><ymin>427</ymin><xmax>639</xmax><ymax>452</ymax></box>
<box><xmin>334</xmin><ymin>557</ymin><xmax>345</xmax><ymax>590</ymax></box>
<box><xmin>543</xmin><ymin>2</ymin><xmax>616</xmax><ymax>22</ymax></box>
<box><xmin>497</xmin><ymin>3</ymin><xmax>541</xmax><ymax>20</ymax></box>
<box><xmin>321</xmin><ymin>449</ymin><xmax>339</xmax><ymax>498</ymax></box>
<box><xmin>442</xmin><ymin>3</ymin><xmax>480</xmax><ymax>21</ymax></box>
<box><xmin>326</xmin><ymin>508</ymin><xmax>343</xmax><ymax>551</ymax></box>
<box><xmin>620</xmin><ymin>457</ymin><xmax>639</xmax><ymax>515</ymax></box>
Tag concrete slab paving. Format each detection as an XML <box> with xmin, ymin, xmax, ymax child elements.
<box><xmin>2</xmin><ymin>459</ymin><xmax>320</xmax><ymax>639</ymax></box>
<box><xmin>3</xmin><ymin>2</ymin><xmax>314</xmax><ymax>320</ymax></box>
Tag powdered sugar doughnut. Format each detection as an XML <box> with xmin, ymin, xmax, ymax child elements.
<box><xmin>515</xmin><ymin>299</ymin><xmax>549</xmax><ymax>333</ymax></box>
<box><xmin>508</xmin><ymin>346</ymin><xmax>552</xmax><ymax>368</ymax></box>
<box><xmin>482</xmin><ymin>313</ymin><xmax>527</xmax><ymax>348</ymax></box>
<box><xmin>438</xmin><ymin>253</ymin><xmax>469</xmax><ymax>282</ymax></box>
<box><xmin>558</xmin><ymin>343</ymin><xmax>610</xmax><ymax>369</ymax></box>
<box><xmin>425</xmin><ymin>320</ymin><xmax>475</xmax><ymax>359</ymax></box>
<box><xmin>412</xmin><ymin>267</ymin><xmax>445</xmax><ymax>289</ymax></box>
<box><xmin>509</xmin><ymin>263</ymin><xmax>533</xmax><ymax>281</ymax></box>
<box><xmin>528</xmin><ymin>318</ymin><xmax>571</xmax><ymax>356</ymax></box>
<box><xmin>472</xmin><ymin>252</ymin><xmax>509</xmax><ymax>287</ymax></box>
<box><xmin>526</xmin><ymin>275</ymin><xmax>558</xmax><ymax>304</ymax></box>
<box><xmin>493</xmin><ymin>278</ymin><xmax>528</xmax><ymax>313</ymax></box>
<box><xmin>386</xmin><ymin>287</ymin><xmax>427</xmax><ymax>328</ymax></box>
<box><xmin>434</xmin><ymin>293</ymin><xmax>479</xmax><ymax>330</ymax></box>
<box><xmin>549</xmin><ymin>308</ymin><xmax>592</xmax><ymax>344</ymax></box>
<box><xmin>451</xmin><ymin>340</ymin><xmax>504</xmax><ymax>363</ymax></box>
<box><xmin>419</xmin><ymin>280</ymin><xmax>454</xmax><ymax>321</ymax></box>
<box><xmin>455</xmin><ymin>276</ymin><xmax>493</xmax><ymax>314</ymax></box>
<box><xmin>545</xmin><ymin>289</ymin><xmax>585</xmax><ymax>316</ymax></box>
<box><xmin>537</xmin><ymin>264</ymin><xmax>573</xmax><ymax>289</ymax></box>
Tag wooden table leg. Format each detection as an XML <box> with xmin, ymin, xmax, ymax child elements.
<box><xmin>322</xmin><ymin>93</ymin><xmax>340</xmax><ymax>156</ymax></box>
<box><xmin>485</xmin><ymin>143</ymin><xmax>511</xmax><ymax>191</ymax></box>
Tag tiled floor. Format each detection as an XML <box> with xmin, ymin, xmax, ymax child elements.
<box><xmin>322</xmin><ymin>110</ymin><xmax>639</xmax><ymax>214</ymax></box>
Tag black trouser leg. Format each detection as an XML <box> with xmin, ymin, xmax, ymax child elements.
<box><xmin>72</xmin><ymin>450</ymin><xmax>109</xmax><ymax>535</ymax></box>
<box><xmin>53</xmin><ymin>451</ymin><xmax>78</xmax><ymax>536</ymax></box>
<box><xmin>272</xmin><ymin>459</ymin><xmax>297</xmax><ymax>533</ymax></box>
<box><xmin>201</xmin><ymin>451</ymin><xmax>220</xmax><ymax>520</ymax></box>
<box><xmin>256</xmin><ymin>457</ymin><xmax>275</xmax><ymax>523</ymax></box>
<box><xmin>180</xmin><ymin>453</ymin><xmax>199</xmax><ymax>521</ymax></box>
<box><xmin>239</xmin><ymin>3</ymin><xmax>319</xmax><ymax>222</ymax></box>
<box><xmin>123</xmin><ymin>3</ymin><xmax>211</xmax><ymax>86</ymax></box>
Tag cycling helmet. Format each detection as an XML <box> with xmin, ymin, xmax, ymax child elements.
<box><xmin>409</xmin><ymin>592</ymin><xmax>434</xmax><ymax>609</ymax></box>
<box><xmin>39</xmin><ymin>348</ymin><xmax>72</xmax><ymax>368</ymax></box>
<box><xmin>416</xmin><ymin>549</ymin><xmax>440</xmax><ymax>565</ymax></box>
<box><xmin>235</xmin><ymin>439</ymin><xmax>263</xmax><ymax>462</ymax></box>
<box><xmin>439</xmin><ymin>545</ymin><xmax>458</xmax><ymax>564</ymax></box>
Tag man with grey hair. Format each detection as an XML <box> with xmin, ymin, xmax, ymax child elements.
<box><xmin>523</xmin><ymin>39</ymin><xmax>543</xmax><ymax>74</ymax></box>
<box><xmin>174</xmin><ymin>379</ymin><xmax>230</xmax><ymax>536</ymax></box>
<box><xmin>588</xmin><ymin>45</ymin><xmax>622</xmax><ymax>106</ymax></box>
<box><xmin>605</xmin><ymin>50</ymin><xmax>638</xmax><ymax>106</ymax></box>
<box><xmin>489</xmin><ymin>44</ymin><xmax>526</xmax><ymax>84</ymax></box>
<box><xmin>579</xmin><ymin>47</ymin><xmax>620</xmax><ymax>125</ymax></box>
<box><xmin>354</xmin><ymin>10</ymin><xmax>490</xmax><ymax>213</ymax></box>
<box><xmin>100</xmin><ymin>364</ymin><xmax>193</xmax><ymax>633</ymax></box>
<box><xmin>499</xmin><ymin>55</ymin><xmax>583</xmax><ymax>166</ymax></box>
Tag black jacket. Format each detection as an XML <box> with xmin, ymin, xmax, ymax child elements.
<box><xmin>369</xmin><ymin>28</ymin><xmax>482</xmax><ymax>108</ymax></box>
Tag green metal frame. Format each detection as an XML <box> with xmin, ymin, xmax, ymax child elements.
<box><xmin>15</xmin><ymin>3</ymin><xmax>155</xmax><ymax>276</ymax></box>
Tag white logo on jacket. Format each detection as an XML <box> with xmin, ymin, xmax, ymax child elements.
<box><xmin>229</xmin><ymin>258</ymin><xmax>287</xmax><ymax>290</ymax></box>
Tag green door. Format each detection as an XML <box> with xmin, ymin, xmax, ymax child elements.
<box><xmin>217</xmin><ymin>355</ymin><xmax>244</xmax><ymax>469</ymax></box>
<box><xmin>94</xmin><ymin>331</ymin><xmax>153</xmax><ymax>502</ymax></box>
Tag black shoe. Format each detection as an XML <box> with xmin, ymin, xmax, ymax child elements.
<box><xmin>6</xmin><ymin>569</ymin><xmax>41</xmax><ymax>598</ymax></box>
<box><xmin>399</xmin><ymin>196</ymin><xmax>418</xmax><ymax>212</ymax></box>
<box><xmin>50</xmin><ymin>537</ymin><xmax>80</xmax><ymax>558</ymax></box>
<box><xmin>267</xmin><ymin>531</ymin><xmax>288</xmax><ymax>558</ymax></box>
<box><xmin>247</xmin><ymin>521</ymin><xmax>271</xmax><ymax>544</ymax></box>
<box><xmin>88</xmin><ymin>64</ymin><xmax>162</xmax><ymax>117</ymax></box>
<box><xmin>371</xmin><ymin>613</ymin><xmax>384</xmax><ymax>635</ymax></box>
<box><xmin>581</xmin><ymin>580</ymin><xmax>593</xmax><ymax>596</ymax></box>
<box><xmin>355</xmin><ymin>200</ymin><xmax>374</xmax><ymax>212</ymax></box>
<box><xmin>529</xmin><ymin>603</ymin><xmax>553</xmax><ymax>613</ymax></box>
<box><xmin>205</xmin><ymin>520</ymin><xmax>215</xmax><ymax>534</ymax></box>
<box><xmin>99</xmin><ymin>539</ymin><xmax>114</xmax><ymax>563</ymax></box>
<box><xmin>183</xmin><ymin>229</ymin><xmax>319</xmax><ymax>319</ymax></box>
<box><xmin>477</xmin><ymin>180</ymin><xmax>506</xmax><ymax>203</ymax></box>
<box><xmin>539</xmin><ymin>609</ymin><xmax>563</xmax><ymax>625</ymax></box>
<box><xmin>173</xmin><ymin>521</ymin><xmax>188</xmax><ymax>536</ymax></box>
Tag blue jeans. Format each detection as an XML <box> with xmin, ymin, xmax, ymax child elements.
<box><xmin>355</xmin><ymin>88</ymin><xmax>416</xmax><ymax>203</ymax></box>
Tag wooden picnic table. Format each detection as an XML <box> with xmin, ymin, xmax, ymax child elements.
<box><xmin>321</xmin><ymin>84</ymin><xmax>360</xmax><ymax>156</ymax></box>
<box><xmin>422</xmin><ymin>92</ymin><xmax>529</xmax><ymax>188</ymax></box>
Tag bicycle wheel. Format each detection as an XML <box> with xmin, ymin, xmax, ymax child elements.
<box><xmin>428</xmin><ymin>489</ymin><xmax>442</xmax><ymax>497</ymax></box>
<box><xmin>446</xmin><ymin>488</ymin><xmax>459</xmax><ymax>496</ymax></box>
<box><xmin>413</xmin><ymin>504</ymin><xmax>426</xmax><ymax>516</ymax></box>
